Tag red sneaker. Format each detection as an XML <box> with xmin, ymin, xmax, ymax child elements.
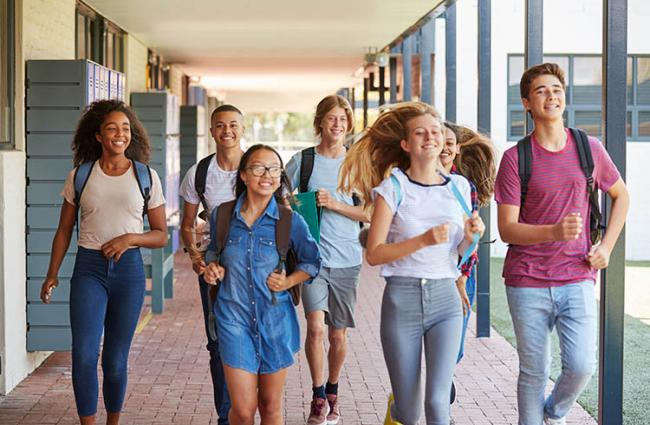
<box><xmin>326</xmin><ymin>394</ymin><xmax>340</xmax><ymax>424</ymax></box>
<box><xmin>307</xmin><ymin>396</ymin><xmax>330</xmax><ymax>425</ymax></box>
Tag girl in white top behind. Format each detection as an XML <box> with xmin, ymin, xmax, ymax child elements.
<box><xmin>339</xmin><ymin>102</ymin><xmax>484</xmax><ymax>425</ymax></box>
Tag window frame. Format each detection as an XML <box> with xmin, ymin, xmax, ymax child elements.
<box><xmin>0</xmin><ymin>0</ymin><xmax>15</xmax><ymax>150</ymax></box>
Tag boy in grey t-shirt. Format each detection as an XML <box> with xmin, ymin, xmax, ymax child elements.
<box><xmin>285</xmin><ymin>95</ymin><xmax>368</xmax><ymax>425</ymax></box>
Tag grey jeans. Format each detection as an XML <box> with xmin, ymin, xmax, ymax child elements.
<box><xmin>381</xmin><ymin>276</ymin><xmax>463</xmax><ymax>425</ymax></box>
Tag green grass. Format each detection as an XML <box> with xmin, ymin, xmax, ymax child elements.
<box><xmin>626</xmin><ymin>260</ymin><xmax>650</xmax><ymax>268</ymax></box>
<box><xmin>488</xmin><ymin>258</ymin><xmax>650</xmax><ymax>425</ymax></box>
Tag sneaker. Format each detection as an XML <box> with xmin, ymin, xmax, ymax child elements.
<box><xmin>543</xmin><ymin>414</ymin><xmax>566</xmax><ymax>425</ymax></box>
<box><xmin>307</xmin><ymin>396</ymin><xmax>330</xmax><ymax>425</ymax></box>
<box><xmin>383</xmin><ymin>393</ymin><xmax>403</xmax><ymax>425</ymax></box>
<box><xmin>450</xmin><ymin>380</ymin><xmax>456</xmax><ymax>404</ymax></box>
<box><xmin>326</xmin><ymin>394</ymin><xmax>340</xmax><ymax>424</ymax></box>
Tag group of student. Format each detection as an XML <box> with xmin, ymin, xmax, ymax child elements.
<box><xmin>39</xmin><ymin>62</ymin><xmax>628</xmax><ymax>425</ymax></box>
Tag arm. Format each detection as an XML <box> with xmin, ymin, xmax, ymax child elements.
<box><xmin>180</xmin><ymin>201</ymin><xmax>206</xmax><ymax>274</ymax></box>
<box><xmin>365</xmin><ymin>195</ymin><xmax>448</xmax><ymax>266</ymax></box>
<box><xmin>100</xmin><ymin>205</ymin><xmax>168</xmax><ymax>260</ymax></box>
<box><xmin>497</xmin><ymin>204</ymin><xmax>583</xmax><ymax>245</ymax></box>
<box><xmin>40</xmin><ymin>200</ymin><xmax>77</xmax><ymax>303</ymax></box>
<box><xmin>586</xmin><ymin>178</ymin><xmax>629</xmax><ymax>269</ymax></box>
<box><xmin>316</xmin><ymin>188</ymin><xmax>371</xmax><ymax>223</ymax></box>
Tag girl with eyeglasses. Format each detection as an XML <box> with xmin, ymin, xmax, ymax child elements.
<box><xmin>203</xmin><ymin>144</ymin><xmax>321</xmax><ymax>425</ymax></box>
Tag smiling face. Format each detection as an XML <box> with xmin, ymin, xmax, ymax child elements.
<box><xmin>211</xmin><ymin>111</ymin><xmax>244</xmax><ymax>150</ymax></box>
<box><xmin>522</xmin><ymin>74</ymin><xmax>566</xmax><ymax>123</ymax></box>
<box><xmin>440</xmin><ymin>126</ymin><xmax>460</xmax><ymax>171</ymax></box>
<box><xmin>240</xmin><ymin>148</ymin><xmax>282</xmax><ymax>198</ymax></box>
<box><xmin>400</xmin><ymin>113</ymin><xmax>444</xmax><ymax>161</ymax></box>
<box><xmin>95</xmin><ymin>111</ymin><xmax>131</xmax><ymax>156</ymax></box>
<box><xmin>319</xmin><ymin>106</ymin><xmax>349</xmax><ymax>144</ymax></box>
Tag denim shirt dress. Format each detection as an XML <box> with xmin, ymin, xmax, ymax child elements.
<box><xmin>205</xmin><ymin>195</ymin><xmax>321</xmax><ymax>374</ymax></box>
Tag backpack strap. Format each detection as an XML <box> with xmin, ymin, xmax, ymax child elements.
<box><xmin>195</xmin><ymin>153</ymin><xmax>216</xmax><ymax>219</ymax></box>
<box><xmin>206</xmin><ymin>199</ymin><xmax>236</xmax><ymax>341</ymax></box>
<box><xmin>132</xmin><ymin>160</ymin><xmax>152</xmax><ymax>218</ymax></box>
<box><xmin>390</xmin><ymin>174</ymin><xmax>403</xmax><ymax>212</ymax></box>
<box><xmin>517</xmin><ymin>135</ymin><xmax>533</xmax><ymax>208</ymax></box>
<box><xmin>73</xmin><ymin>161</ymin><xmax>96</xmax><ymax>239</ymax></box>
<box><xmin>570</xmin><ymin>128</ymin><xmax>603</xmax><ymax>244</ymax></box>
<box><xmin>448</xmin><ymin>175</ymin><xmax>480</xmax><ymax>269</ymax></box>
<box><xmin>299</xmin><ymin>147</ymin><xmax>315</xmax><ymax>193</ymax></box>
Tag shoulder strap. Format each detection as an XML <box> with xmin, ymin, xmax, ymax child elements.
<box><xmin>73</xmin><ymin>161</ymin><xmax>95</xmax><ymax>207</ymax></box>
<box><xmin>570</xmin><ymin>128</ymin><xmax>595</xmax><ymax>183</ymax></box>
<box><xmin>195</xmin><ymin>153</ymin><xmax>216</xmax><ymax>213</ymax></box>
<box><xmin>299</xmin><ymin>147</ymin><xmax>315</xmax><ymax>193</ymax></box>
<box><xmin>132</xmin><ymin>160</ymin><xmax>152</xmax><ymax>217</ymax></box>
<box><xmin>214</xmin><ymin>199</ymin><xmax>236</xmax><ymax>259</ymax></box>
<box><xmin>448</xmin><ymin>175</ymin><xmax>480</xmax><ymax>269</ymax></box>
<box><xmin>517</xmin><ymin>135</ymin><xmax>533</xmax><ymax>208</ymax></box>
<box><xmin>390</xmin><ymin>174</ymin><xmax>403</xmax><ymax>211</ymax></box>
<box><xmin>275</xmin><ymin>205</ymin><xmax>292</xmax><ymax>269</ymax></box>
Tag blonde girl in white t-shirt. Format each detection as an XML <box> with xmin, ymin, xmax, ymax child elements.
<box><xmin>40</xmin><ymin>100</ymin><xmax>167</xmax><ymax>425</ymax></box>
<box><xmin>339</xmin><ymin>102</ymin><xmax>485</xmax><ymax>425</ymax></box>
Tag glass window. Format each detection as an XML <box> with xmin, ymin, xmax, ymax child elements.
<box><xmin>575</xmin><ymin>110</ymin><xmax>601</xmax><ymax>138</ymax></box>
<box><xmin>508</xmin><ymin>55</ymin><xmax>524</xmax><ymax>104</ymax></box>
<box><xmin>543</xmin><ymin>55</ymin><xmax>570</xmax><ymax>74</ymax></box>
<box><xmin>572</xmin><ymin>56</ymin><xmax>602</xmax><ymax>105</ymax></box>
<box><xmin>627</xmin><ymin>57</ymin><xmax>633</xmax><ymax>105</ymax></box>
<box><xmin>639</xmin><ymin>111</ymin><xmax>650</xmax><ymax>137</ymax></box>
<box><xmin>637</xmin><ymin>57</ymin><xmax>650</xmax><ymax>106</ymax></box>
<box><xmin>510</xmin><ymin>109</ymin><xmax>525</xmax><ymax>139</ymax></box>
<box><xmin>1</xmin><ymin>0</ymin><xmax>12</xmax><ymax>146</ymax></box>
<box><xmin>627</xmin><ymin>110</ymin><xmax>632</xmax><ymax>138</ymax></box>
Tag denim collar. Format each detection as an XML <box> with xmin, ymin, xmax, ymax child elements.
<box><xmin>234</xmin><ymin>193</ymin><xmax>280</xmax><ymax>222</ymax></box>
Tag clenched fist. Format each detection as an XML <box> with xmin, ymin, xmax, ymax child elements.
<box><xmin>554</xmin><ymin>212</ymin><xmax>583</xmax><ymax>241</ymax></box>
<box><xmin>422</xmin><ymin>224</ymin><xmax>450</xmax><ymax>246</ymax></box>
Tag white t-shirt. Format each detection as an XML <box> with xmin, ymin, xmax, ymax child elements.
<box><xmin>179</xmin><ymin>155</ymin><xmax>237</xmax><ymax>248</ymax></box>
<box><xmin>371</xmin><ymin>168</ymin><xmax>471</xmax><ymax>280</ymax></box>
<box><xmin>62</xmin><ymin>163</ymin><xmax>166</xmax><ymax>250</ymax></box>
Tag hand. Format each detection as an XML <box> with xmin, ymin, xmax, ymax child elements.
<box><xmin>267</xmin><ymin>269</ymin><xmax>292</xmax><ymax>292</ymax></box>
<box><xmin>204</xmin><ymin>262</ymin><xmax>225</xmax><ymax>285</ymax></box>
<box><xmin>456</xmin><ymin>275</ymin><xmax>470</xmax><ymax>315</ymax></box>
<box><xmin>554</xmin><ymin>213</ymin><xmax>583</xmax><ymax>241</ymax></box>
<box><xmin>464</xmin><ymin>211</ymin><xmax>485</xmax><ymax>242</ymax></box>
<box><xmin>101</xmin><ymin>234</ymin><xmax>132</xmax><ymax>261</ymax></box>
<box><xmin>422</xmin><ymin>224</ymin><xmax>449</xmax><ymax>246</ymax></box>
<box><xmin>191</xmin><ymin>258</ymin><xmax>207</xmax><ymax>275</ymax></box>
<box><xmin>40</xmin><ymin>276</ymin><xmax>59</xmax><ymax>304</ymax></box>
<box><xmin>586</xmin><ymin>244</ymin><xmax>611</xmax><ymax>269</ymax></box>
<box><xmin>316</xmin><ymin>189</ymin><xmax>336</xmax><ymax>210</ymax></box>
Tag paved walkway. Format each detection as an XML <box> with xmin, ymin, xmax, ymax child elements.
<box><xmin>0</xmin><ymin>254</ymin><xmax>597</xmax><ymax>424</ymax></box>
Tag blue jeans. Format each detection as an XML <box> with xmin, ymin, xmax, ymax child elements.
<box><xmin>506</xmin><ymin>280</ymin><xmax>597</xmax><ymax>425</ymax></box>
<box><xmin>70</xmin><ymin>247</ymin><xmax>145</xmax><ymax>417</ymax></box>
<box><xmin>381</xmin><ymin>276</ymin><xmax>463</xmax><ymax>425</ymax></box>
<box><xmin>457</xmin><ymin>269</ymin><xmax>476</xmax><ymax>362</ymax></box>
<box><xmin>198</xmin><ymin>275</ymin><xmax>230</xmax><ymax>424</ymax></box>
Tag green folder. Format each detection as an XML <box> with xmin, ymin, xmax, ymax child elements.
<box><xmin>291</xmin><ymin>191</ymin><xmax>322</xmax><ymax>243</ymax></box>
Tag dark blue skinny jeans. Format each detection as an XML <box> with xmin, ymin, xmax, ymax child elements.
<box><xmin>70</xmin><ymin>247</ymin><xmax>145</xmax><ymax>417</ymax></box>
<box><xmin>198</xmin><ymin>275</ymin><xmax>231</xmax><ymax>424</ymax></box>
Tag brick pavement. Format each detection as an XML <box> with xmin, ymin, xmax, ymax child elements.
<box><xmin>0</xmin><ymin>253</ymin><xmax>597</xmax><ymax>424</ymax></box>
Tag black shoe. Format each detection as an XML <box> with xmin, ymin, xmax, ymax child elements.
<box><xmin>450</xmin><ymin>380</ymin><xmax>456</xmax><ymax>404</ymax></box>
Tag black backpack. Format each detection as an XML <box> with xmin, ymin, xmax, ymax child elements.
<box><xmin>194</xmin><ymin>153</ymin><xmax>216</xmax><ymax>221</ymax></box>
<box><xmin>299</xmin><ymin>146</ymin><xmax>363</xmax><ymax>228</ymax></box>
<box><xmin>517</xmin><ymin>128</ymin><xmax>603</xmax><ymax>245</ymax></box>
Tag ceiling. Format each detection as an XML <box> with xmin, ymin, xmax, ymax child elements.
<box><xmin>86</xmin><ymin>0</ymin><xmax>441</xmax><ymax>112</ymax></box>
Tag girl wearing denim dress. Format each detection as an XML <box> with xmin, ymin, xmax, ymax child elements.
<box><xmin>204</xmin><ymin>144</ymin><xmax>321</xmax><ymax>425</ymax></box>
<box><xmin>339</xmin><ymin>103</ymin><xmax>485</xmax><ymax>425</ymax></box>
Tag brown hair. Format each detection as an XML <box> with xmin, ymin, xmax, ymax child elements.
<box><xmin>72</xmin><ymin>99</ymin><xmax>150</xmax><ymax>167</ymax></box>
<box><xmin>313</xmin><ymin>95</ymin><xmax>354</xmax><ymax>136</ymax></box>
<box><xmin>234</xmin><ymin>144</ymin><xmax>293</xmax><ymax>205</ymax></box>
<box><xmin>520</xmin><ymin>62</ymin><xmax>566</xmax><ymax>100</ymax></box>
<box><xmin>444</xmin><ymin>122</ymin><xmax>496</xmax><ymax>207</ymax></box>
<box><xmin>339</xmin><ymin>102</ymin><xmax>441</xmax><ymax>204</ymax></box>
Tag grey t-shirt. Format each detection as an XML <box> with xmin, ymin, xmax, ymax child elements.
<box><xmin>286</xmin><ymin>149</ymin><xmax>362</xmax><ymax>268</ymax></box>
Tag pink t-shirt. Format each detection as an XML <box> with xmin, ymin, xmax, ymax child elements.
<box><xmin>494</xmin><ymin>129</ymin><xmax>620</xmax><ymax>287</ymax></box>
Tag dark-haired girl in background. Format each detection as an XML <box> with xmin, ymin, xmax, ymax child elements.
<box><xmin>40</xmin><ymin>99</ymin><xmax>168</xmax><ymax>425</ymax></box>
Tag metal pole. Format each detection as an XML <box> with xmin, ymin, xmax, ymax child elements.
<box><xmin>379</xmin><ymin>66</ymin><xmax>386</xmax><ymax>106</ymax></box>
<box><xmin>445</xmin><ymin>3</ymin><xmax>457</xmax><ymax>122</ymax></box>
<box><xmin>363</xmin><ymin>76</ymin><xmax>369</xmax><ymax>128</ymax></box>
<box><xmin>403</xmin><ymin>34</ymin><xmax>413</xmax><ymax>102</ymax></box>
<box><xmin>476</xmin><ymin>0</ymin><xmax>491</xmax><ymax>338</ymax></box>
<box><xmin>524</xmin><ymin>0</ymin><xmax>543</xmax><ymax>133</ymax></box>
<box><xmin>420</xmin><ymin>20</ymin><xmax>435</xmax><ymax>105</ymax></box>
<box><xmin>599</xmin><ymin>1</ymin><xmax>627</xmax><ymax>423</ymax></box>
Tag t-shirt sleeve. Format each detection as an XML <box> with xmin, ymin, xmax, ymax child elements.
<box><xmin>61</xmin><ymin>169</ymin><xmax>76</xmax><ymax>206</ymax></box>
<box><xmin>148</xmin><ymin>169</ymin><xmax>166</xmax><ymax>209</ymax></box>
<box><xmin>179</xmin><ymin>164</ymin><xmax>200</xmax><ymax>205</ymax></box>
<box><xmin>285</xmin><ymin>153</ymin><xmax>301</xmax><ymax>193</ymax></box>
<box><xmin>494</xmin><ymin>146</ymin><xmax>521</xmax><ymax>206</ymax></box>
<box><xmin>371</xmin><ymin>176</ymin><xmax>397</xmax><ymax>213</ymax></box>
<box><xmin>589</xmin><ymin>137</ymin><xmax>621</xmax><ymax>193</ymax></box>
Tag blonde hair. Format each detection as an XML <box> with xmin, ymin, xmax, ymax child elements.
<box><xmin>339</xmin><ymin>102</ymin><xmax>441</xmax><ymax>204</ymax></box>
<box><xmin>313</xmin><ymin>95</ymin><xmax>354</xmax><ymax>136</ymax></box>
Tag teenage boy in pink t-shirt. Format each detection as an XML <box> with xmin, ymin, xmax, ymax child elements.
<box><xmin>495</xmin><ymin>63</ymin><xmax>629</xmax><ymax>425</ymax></box>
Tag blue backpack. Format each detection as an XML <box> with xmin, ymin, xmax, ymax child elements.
<box><xmin>73</xmin><ymin>160</ymin><xmax>152</xmax><ymax>223</ymax></box>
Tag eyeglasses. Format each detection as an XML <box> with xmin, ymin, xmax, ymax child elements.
<box><xmin>246</xmin><ymin>165</ymin><xmax>283</xmax><ymax>178</ymax></box>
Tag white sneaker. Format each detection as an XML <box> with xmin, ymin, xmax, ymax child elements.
<box><xmin>543</xmin><ymin>414</ymin><xmax>566</xmax><ymax>425</ymax></box>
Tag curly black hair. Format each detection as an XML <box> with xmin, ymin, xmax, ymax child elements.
<box><xmin>72</xmin><ymin>99</ymin><xmax>151</xmax><ymax>167</ymax></box>
<box><xmin>235</xmin><ymin>144</ymin><xmax>293</xmax><ymax>204</ymax></box>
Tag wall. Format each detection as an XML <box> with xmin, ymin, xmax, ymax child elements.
<box><xmin>22</xmin><ymin>0</ymin><xmax>75</xmax><ymax>60</ymax></box>
<box><xmin>125</xmin><ymin>34</ymin><xmax>148</xmax><ymax>99</ymax></box>
<box><xmin>168</xmin><ymin>64</ymin><xmax>186</xmax><ymax>103</ymax></box>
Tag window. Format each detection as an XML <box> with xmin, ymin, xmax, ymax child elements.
<box><xmin>1</xmin><ymin>0</ymin><xmax>14</xmax><ymax>148</ymax></box>
<box><xmin>507</xmin><ymin>54</ymin><xmax>650</xmax><ymax>141</ymax></box>
<box><xmin>76</xmin><ymin>1</ymin><xmax>125</xmax><ymax>72</ymax></box>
